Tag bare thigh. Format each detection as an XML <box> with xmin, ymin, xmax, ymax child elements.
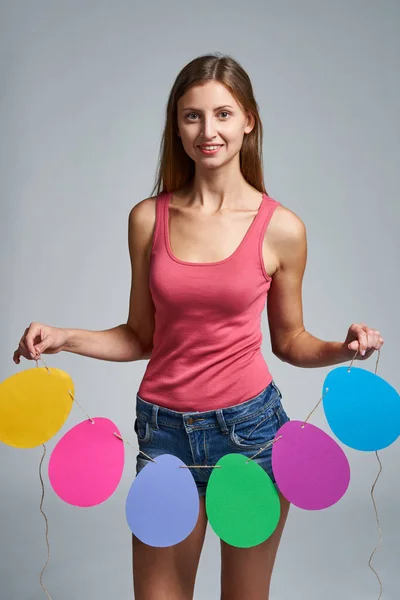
<box><xmin>220</xmin><ymin>491</ymin><xmax>291</xmax><ymax>600</ymax></box>
<box><xmin>132</xmin><ymin>495</ymin><xmax>208</xmax><ymax>600</ymax></box>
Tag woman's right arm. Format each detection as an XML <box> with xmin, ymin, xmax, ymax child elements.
<box><xmin>62</xmin><ymin>324</ymin><xmax>147</xmax><ymax>362</ymax></box>
<box><xmin>13</xmin><ymin>198</ymin><xmax>157</xmax><ymax>364</ymax></box>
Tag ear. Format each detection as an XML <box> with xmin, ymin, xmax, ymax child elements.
<box><xmin>244</xmin><ymin>112</ymin><xmax>255</xmax><ymax>135</ymax></box>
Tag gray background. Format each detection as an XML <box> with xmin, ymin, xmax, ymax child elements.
<box><xmin>1</xmin><ymin>1</ymin><xmax>399</xmax><ymax>599</ymax></box>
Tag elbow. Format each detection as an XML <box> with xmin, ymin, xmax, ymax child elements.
<box><xmin>272</xmin><ymin>329</ymin><xmax>308</xmax><ymax>365</ymax></box>
<box><xmin>272</xmin><ymin>345</ymin><xmax>289</xmax><ymax>362</ymax></box>
<box><xmin>140</xmin><ymin>343</ymin><xmax>153</xmax><ymax>360</ymax></box>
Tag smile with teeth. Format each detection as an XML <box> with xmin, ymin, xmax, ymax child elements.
<box><xmin>198</xmin><ymin>144</ymin><xmax>224</xmax><ymax>155</ymax></box>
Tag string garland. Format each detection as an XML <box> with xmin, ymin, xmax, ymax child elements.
<box><xmin>0</xmin><ymin>348</ymin><xmax>394</xmax><ymax>599</ymax></box>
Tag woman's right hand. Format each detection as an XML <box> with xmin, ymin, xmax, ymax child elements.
<box><xmin>13</xmin><ymin>322</ymin><xmax>68</xmax><ymax>364</ymax></box>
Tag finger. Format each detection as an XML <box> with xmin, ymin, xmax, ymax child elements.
<box><xmin>374</xmin><ymin>331</ymin><xmax>384</xmax><ymax>350</ymax></box>
<box><xmin>25</xmin><ymin>323</ymin><xmax>41</xmax><ymax>356</ymax></box>
<box><xmin>15</xmin><ymin>346</ymin><xmax>28</xmax><ymax>362</ymax></box>
<box><xmin>18</xmin><ymin>340</ymin><xmax>35</xmax><ymax>360</ymax></box>
<box><xmin>348</xmin><ymin>324</ymin><xmax>364</xmax><ymax>353</ymax></box>
<box><xmin>34</xmin><ymin>335</ymin><xmax>51</xmax><ymax>356</ymax></box>
<box><xmin>348</xmin><ymin>341</ymin><xmax>359</xmax><ymax>352</ymax></box>
<box><xmin>372</xmin><ymin>330</ymin><xmax>381</xmax><ymax>350</ymax></box>
<box><xmin>358</xmin><ymin>324</ymin><xmax>373</xmax><ymax>355</ymax></box>
<box><xmin>366</xmin><ymin>328</ymin><xmax>376</xmax><ymax>351</ymax></box>
<box><xmin>358</xmin><ymin>329</ymin><xmax>368</xmax><ymax>355</ymax></box>
<box><xmin>365</xmin><ymin>328</ymin><xmax>383</xmax><ymax>353</ymax></box>
<box><xmin>361</xmin><ymin>328</ymin><xmax>382</xmax><ymax>356</ymax></box>
<box><xmin>13</xmin><ymin>345</ymin><xmax>34</xmax><ymax>363</ymax></box>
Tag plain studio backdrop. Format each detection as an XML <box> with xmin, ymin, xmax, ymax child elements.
<box><xmin>1</xmin><ymin>1</ymin><xmax>399</xmax><ymax>599</ymax></box>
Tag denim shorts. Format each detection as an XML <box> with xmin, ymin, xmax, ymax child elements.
<box><xmin>134</xmin><ymin>380</ymin><xmax>290</xmax><ymax>497</ymax></box>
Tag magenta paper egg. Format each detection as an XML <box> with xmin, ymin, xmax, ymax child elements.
<box><xmin>48</xmin><ymin>417</ymin><xmax>124</xmax><ymax>507</ymax></box>
<box><xmin>272</xmin><ymin>420</ymin><xmax>350</xmax><ymax>510</ymax></box>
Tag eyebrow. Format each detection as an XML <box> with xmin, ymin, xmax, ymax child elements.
<box><xmin>181</xmin><ymin>105</ymin><xmax>234</xmax><ymax>112</ymax></box>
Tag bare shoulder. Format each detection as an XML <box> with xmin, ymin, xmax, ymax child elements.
<box><xmin>128</xmin><ymin>196</ymin><xmax>158</xmax><ymax>258</ymax></box>
<box><xmin>265</xmin><ymin>204</ymin><xmax>307</xmax><ymax>274</ymax></box>
<box><xmin>270</xmin><ymin>204</ymin><xmax>306</xmax><ymax>241</ymax></box>
<box><xmin>128</xmin><ymin>196</ymin><xmax>157</xmax><ymax>235</ymax></box>
<box><xmin>269</xmin><ymin>204</ymin><xmax>306</xmax><ymax>250</ymax></box>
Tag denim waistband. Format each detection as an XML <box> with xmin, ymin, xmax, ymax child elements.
<box><xmin>135</xmin><ymin>380</ymin><xmax>282</xmax><ymax>433</ymax></box>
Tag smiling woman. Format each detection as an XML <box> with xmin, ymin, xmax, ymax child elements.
<box><xmin>183</xmin><ymin>105</ymin><xmax>232</xmax><ymax>155</ymax></box>
<box><xmin>175</xmin><ymin>79</ymin><xmax>256</xmax><ymax>177</ymax></box>
<box><xmin>13</xmin><ymin>51</ymin><xmax>384</xmax><ymax>600</ymax></box>
<box><xmin>126</xmin><ymin>53</ymin><xmax>383</xmax><ymax>600</ymax></box>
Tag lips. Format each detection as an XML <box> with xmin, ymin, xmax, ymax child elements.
<box><xmin>198</xmin><ymin>145</ymin><xmax>223</xmax><ymax>156</ymax></box>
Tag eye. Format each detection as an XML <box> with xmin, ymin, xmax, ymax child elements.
<box><xmin>185</xmin><ymin>111</ymin><xmax>231</xmax><ymax>121</ymax></box>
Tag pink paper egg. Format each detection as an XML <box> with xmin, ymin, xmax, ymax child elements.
<box><xmin>49</xmin><ymin>417</ymin><xmax>124</xmax><ymax>506</ymax></box>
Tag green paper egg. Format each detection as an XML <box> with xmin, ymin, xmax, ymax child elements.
<box><xmin>205</xmin><ymin>453</ymin><xmax>280</xmax><ymax>548</ymax></box>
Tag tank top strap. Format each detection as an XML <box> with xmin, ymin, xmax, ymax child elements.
<box><xmin>255</xmin><ymin>193</ymin><xmax>281</xmax><ymax>238</ymax></box>
<box><xmin>152</xmin><ymin>191</ymin><xmax>169</xmax><ymax>252</ymax></box>
<box><xmin>152</xmin><ymin>190</ymin><xmax>281</xmax><ymax>260</ymax></box>
<box><xmin>240</xmin><ymin>192</ymin><xmax>281</xmax><ymax>254</ymax></box>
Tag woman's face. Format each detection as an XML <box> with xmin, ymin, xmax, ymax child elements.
<box><xmin>176</xmin><ymin>81</ymin><xmax>254</xmax><ymax>169</ymax></box>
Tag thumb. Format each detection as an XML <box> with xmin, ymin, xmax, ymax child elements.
<box><xmin>348</xmin><ymin>340</ymin><xmax>359</xmax><ymax>351</ymax></box>
<box><xmin>34</xmin><ymin>336</ymin><xmax>51</xmax><ymax>356</ymax></box>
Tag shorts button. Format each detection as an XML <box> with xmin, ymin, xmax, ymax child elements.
<box><xmin>187</xmin><ymin>417</ymin><xmax>194</xmax><ymax>425</ymax></box>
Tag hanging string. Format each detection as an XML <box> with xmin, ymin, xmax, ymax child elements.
<box><xmin>129</xmin><ymin>349</ymin><xmax>384</xmax><ymax>599</ymax></box>
<box><xmin>34</xmin><ymin>361</ymin><xmax>53</xmax><ymax>599</ymax></box>
<box><xmin>344</xmin><ymin>350</ymin><xmax>383</xmax><ymax>599</ymax></box>
<box><xmin>365</xmin><ymin>350</ymin><xmax>383</xmax><ymax>599</ymax></box>
<box><xmin>34</xmin><ymin>358</ymin><xmax>97</xmax><ymax>599</ymax></box>
<box><xmin>38</xmin><ymin>442</ymin><xmax>52</xmax><ymax>600</ymax></box>
<box><xmin>368</xmin><ymin>451</ymin><xmax>384</xmax><ymax>600</ymax></box>
<box><xmin>132</xmin><ymin>349</ymin><xmax>381</xmax><ymax>472</ymax></box>
<box><xmin>303</xmin><ymin>348</ymin><xmax>382</xmax><ymax>599</ymax></box>
<box><xmin>34</xmin><ymin>350</ymin><xmax>383</xmax><ymax>599</ymax></box>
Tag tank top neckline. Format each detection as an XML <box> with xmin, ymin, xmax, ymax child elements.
<box><xmin>163</xmin><ymin>191</ymin><xmax>267</xmax><ymax>267</ymax></box>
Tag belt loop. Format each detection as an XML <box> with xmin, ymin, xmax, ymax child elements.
<box><xmin>215</xmin><ymin>409</ymin><xmax>228</xmax><ymax>434</ymax></box>
<box><xmin>151</xmin><ymin>405</ymin><xmax>159</xmax><ymax>430</ymax></box>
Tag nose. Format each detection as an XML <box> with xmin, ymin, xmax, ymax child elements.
<box><xmin>201</xmin><ymin>116</ymin><xmax>217</xmax><ymax>141</ymax></box>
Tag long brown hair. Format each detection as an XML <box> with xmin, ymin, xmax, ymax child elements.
<box><xmin>150</xmin><ymin>53</ymin><xmax>268</xmax><ymax>197</ymax></box>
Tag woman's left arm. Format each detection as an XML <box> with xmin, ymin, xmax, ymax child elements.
<box><xmin>266</xmin><ymin>208</ymin><xmax>384</xmax><ymax>368</ymax></box>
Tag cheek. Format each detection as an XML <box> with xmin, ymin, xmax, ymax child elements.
<box><xmin>180</xmin><ymin>136</ymin><xmax>197</xmax><ymax>159</ymax></box>
<box><xmin>178</xmin><ymin>128</ymin><xmax>197</xmax><ymax>150</ymax></box>
<box><xmin>226</xmin><ymin>126</ymin><xmax>245</xmax><ymax>145</ymax></box>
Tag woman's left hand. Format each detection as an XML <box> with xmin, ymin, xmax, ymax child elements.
<box><xmin>344</xmin><ymin>323</ymin><xmax>384</xmax><ymax>360</ymax></box>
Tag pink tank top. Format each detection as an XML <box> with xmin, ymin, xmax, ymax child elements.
<box><xmin>137</xmin><ymin>191</ymin><xmax>280</xmax><ymax>412</ymax></box>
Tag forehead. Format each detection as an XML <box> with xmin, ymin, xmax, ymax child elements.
<box><xmin>178</xmin><ymin>81</ymin><xmax>239</xmax><ymax>110</ymax></box>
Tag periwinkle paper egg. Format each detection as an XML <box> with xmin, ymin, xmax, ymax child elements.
<box><xmin>126</xmin><ymin>453</ymin><xmax>200</xmax><ymax>547</ymax></box>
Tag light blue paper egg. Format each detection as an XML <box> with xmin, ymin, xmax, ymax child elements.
<box><xmin>322</xmin><ymin>367</ymin><xmax>399</xmax><ymax>451</ymax></box>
